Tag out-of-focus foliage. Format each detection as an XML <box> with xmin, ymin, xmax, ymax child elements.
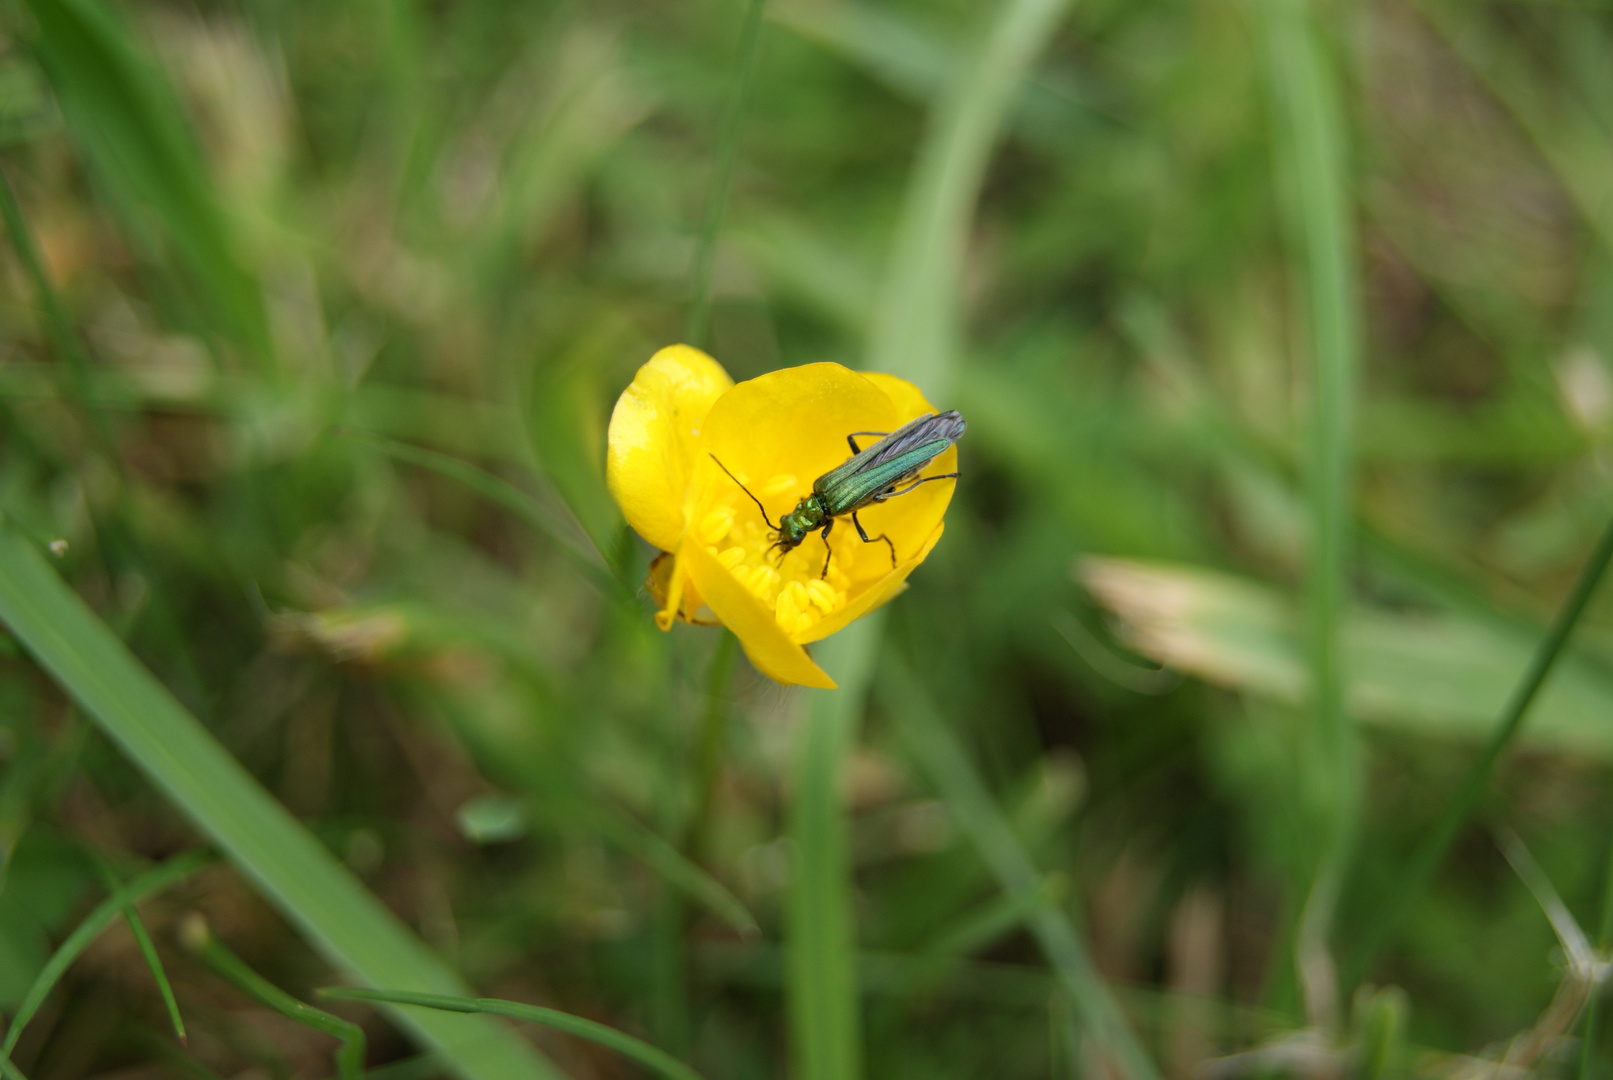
<box><xmin>1</xmin><ymin>0</ymin><xmax>1613</xmax><ymax>1076</ymax></box>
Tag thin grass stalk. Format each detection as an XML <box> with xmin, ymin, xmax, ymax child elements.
<box><xmin>0</xmin><ymin>166</ymin><xmax>111</xmax><ymax>450</ymax></box>
<box><xmin>1257</xmin><ymin>0</ymin><xmax>1362</xmax><ymax>1027</ymax></box>
<box><xmin>684</xmin><ymin>0</ymin><xmax>768</xmax><ymax>348</ymax></box>
<box><xmin>685</xmin><ymin>630</ymin><xmax>740</xmax><ymax>866</ymax></box>
<box><xmin>182</xmin><ymin>916</ymin><xmax>365</xmax><ymax>1080</ymax></box>
<box><xmin>339</xmin><ymin>429</ymin><xmax>625</xmax><ymax>597</ymax></box>
<box><xmin>1575</xmin><ymin>823</ymin><xmax>1613</xmax><ymax>1080</ymax></box>
<box><xmin>787</xmin><ymin>615</ymin><xmax>884</xmax><ymax>1080</ymax></box>
<box><xmin>323</xmin><ymin>988</ymin><xmax>709</xmax><ymax>1080</ymax></box>
<box><xmin>864</xmin><ymin>0</ymin><xmax>1073</xmax><ymax>398</ymax></box>
<box><xmin>3</xmin><ymin>851</ymin><xmax>209</xmax><ymax>1054</ymax></box>
<box><xmin>91</xmin><ymin>857</ymin><xmax>186</xmax><ymax>1045</ymax></box>
<box><xmin>880</xmin><ymin>656</ymin><xmax>1162</xmax><ymax>1080</ymax></box>
<box><xmin>1349</xmin><ymin>510</ymin><xmax>1613</xmax><ymax>982</ymax></box>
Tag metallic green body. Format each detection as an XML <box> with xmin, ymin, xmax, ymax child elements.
<box><xmin>775</xmin><ymin>437</ymin><xmax>955</xmax><ymax>546</ymax></box>
<box><xmin>711</xmin><ymin>409</ymin><xmax>965</xmax><ymax>576</ymax></box>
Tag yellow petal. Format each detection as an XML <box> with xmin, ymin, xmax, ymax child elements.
<box><xmin>796</xmin><ymin>522</ymin><xmax>944</xmax><ymax>643</ymax></box>
<box><xmin>691</xmin><ymin>362</ymin><xmax>901</xmax><ymax>530</ymax></box>
<box><xmin>683</xmin><ymin>537</ymin><xmax>836</xmax><ymax>688</ymax></box>
<box><xmin>607</xmin><ymin>345</ymin><xmax>734</xmax><ymax>553</ymax></box>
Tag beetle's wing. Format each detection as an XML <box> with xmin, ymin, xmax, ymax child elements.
<box><xmin>814</xmin><ymin>411</ymin><xmax>965</xmax><ymax>496</ymax></box>
<box><xmin>814</xmin><ymin>411</ymin><xmax>965</xmax><ymax>514</ymax></box>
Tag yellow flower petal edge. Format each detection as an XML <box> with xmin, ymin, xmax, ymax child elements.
<box><xmin>606</xmin><ymin>345</ymin><xmax>734</xmax><ymax>553</ymax></box>
<box><xmin>684</xmin><ymin>537</ymin><xmax>836</xmax><ymax>688</ymax></box>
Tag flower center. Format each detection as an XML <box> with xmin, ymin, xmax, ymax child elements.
<box><xmin>694</xmin><ymin>474</ymin><xmax>853</xmax><ymax>636</ymax></box>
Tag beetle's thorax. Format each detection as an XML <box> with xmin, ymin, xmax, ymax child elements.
<box><xmin>775</xmin><ymin>494</ymin><xmax>828</xmax><ymax>546</ymax></box>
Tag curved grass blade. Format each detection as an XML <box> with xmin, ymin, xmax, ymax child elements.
<box><xmin>341</xmin><ymin>428</ymin><xmax>626</xmax><ymax>598</ymax></box>
<box><xmin>595</xmin><ymin>811</ymin><xmax>760</xmax><ymax>940</ymax></box>
<box><xmin>91</xmin><ymin>856</ymin><xmax>186</xmax><ymax>1045</ymax></box>
<box><xmin>864</xmin><ymin>0</ymin><xmax>1073</xmax><ymax>397</ymax></box>
<box><xmin>323</xmin><ymin>988</ymin><xmax>707</xmax><ymax>1080</ymax></box>
<box><xmin>183</xmin><ymin>916</ymin><xmax>364</xmax><ymax>1080</ymax></box>
<box><xmin>0</xmin><ymin>522</ymin><xmax>561</xmax><ymax>1080</ymax></box>
<box><xmin>1257</xmin><ymin>0</ymin><xmax>1362</xmax><ymax>1025</ymax></box>
<box><xmin>880</xmin><ymin>656</ymin><xmax>1161</xmax><ymax>1080</ymax></box>
<box><xmin>2</xmin><ymin>849</ymin><xmax>209</xmax><ymax>1055</ymax></box>
<box><xmin>684</xmin><ymin>0</ymin><xmax>768</xmax><ymax>347</ymax></box>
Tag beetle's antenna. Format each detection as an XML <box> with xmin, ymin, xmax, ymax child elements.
<box><xmin>710</xmin><ymin>454</ymin><xmax>777</xmax><ymax>529</ymax></box>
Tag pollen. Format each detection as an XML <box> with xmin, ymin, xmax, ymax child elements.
<box><xmin>716</xmin><ymin>546</ymin><xmax>747</xmax><ymax>571</ymax></box>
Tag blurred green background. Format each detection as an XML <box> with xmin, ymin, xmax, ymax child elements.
<box><xmin>3</xmin><ymin>0</ymin><xmax>1613</xmax><ymax>1076</ymax></box>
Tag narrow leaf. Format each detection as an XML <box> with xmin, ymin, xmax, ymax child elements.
<box><xmin>323</xmin><ymin>988</ymin><xmax>708</xmax><ymax>1080</ymax></box>
<box><xmin>3</xmin><ymin>850</ymin><xmax>208</xmax><ymax>1055</ymax></box>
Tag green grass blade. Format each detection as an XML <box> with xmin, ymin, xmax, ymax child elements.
<box><xmin>19</xmin><ymin>0</ymin><xmax>269</xmax><ymax>360</ymax></box>
<box><xmin>684</xmin><ymin>0</ymin><xmax>768</xmax><ymax>348</ymax></box>
<box><xmin>594</xmin><ymin>811</ymin><xmax>760</xmax><ymax>939</ymax></box>
<box><xmin>880</xmin><ymin>656</ymin><xmax>1161</xmax><ymax>1080</ymax></box>
<box><xmin>90</xmin><ymin>856</ymin><xmax>186</xmax><ymax>1045</ymax></box>
<box><xmin>184</xmin><ymin>916</ymin><xmax>365</xmax><ymax>1080</ymax></box>
<box><xmin>126</xmin><ymin>904</ymin><xmax>186</xmax><ymax>1044</ymax></box>
<box><xmin>340</xmin><ymin>429</ymin><xmax>626</xmax><ymax>598</ymax></box>
<box><xmin>3</xmin><ymin>850</ymin><xmax>209</xmax><ymax>1055</ymax></box>
<box><xmin>1347</xmin><ymin>510</ymin><xmax>1613</xmax><ymax>983</ymax></box>
<box><xmin>1575</xmin><ymin>821</ymin><xmax>1613</xmax><ymax>1080</ymax></box>
<box><xmin>1257</xmin><ymin>0</ymin><xmax>1362</xmax><ymax>1024</ymax></box>
<box><xmin>0</xmin><ymin>522</ymin><xmax>560</xmax><ymax>1080</ymax></box>
<box><xmin>786</xmin><ymin>616</ymin><xmax>883</xmax><ymax>1080</ymax></box>
<box><xmin>864</xmin><ymin>0</ymin><xmax>1072</xmax><ymax>396</ymax></box>
<box><xmin>0</xmin><ymin>166</ymin><xmax>112</xmax><ymax>451</ymax></box>
<box><xmin>0</xmin><ymin>1052</ymin><xmax>29</xmax><ymax>1080</ymax></box>
<box><xmin>323</xmin><ymin>988</ymin><xmax>707</xmax><ymax>1080</ymax></box>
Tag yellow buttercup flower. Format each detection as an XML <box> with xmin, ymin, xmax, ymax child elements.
<box><xmin>606</xmin><ymin>345</ymin><xmax>958</xmax><ymax>688</ymax></box>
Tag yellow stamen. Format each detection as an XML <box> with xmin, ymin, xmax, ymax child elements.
<box><xmin>698</xmin><ymin>506</ymin><xmax>734</xmax><ymax>545</ymax></box>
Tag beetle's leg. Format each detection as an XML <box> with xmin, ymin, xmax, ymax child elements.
<box><xmin>851</xmin><ymin>511</ymin><xmax>898</xmax><ymax>569</ymax></box>
<box><xmin>874</xmin><ymin>471</ymin><xmax>959</xmax><ymax>502</ymax></box>
<box><xmin>819</xmin><ymin>519</ymin><xmax>835</xmax><ymax>579</ymax></box>
<box><xmin>845</xmin><ymin>430</ymin><xmax>888</xmax><ymax>455</ymax></box>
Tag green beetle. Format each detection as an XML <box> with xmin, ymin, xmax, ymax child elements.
<box><xmin>712</xmin><ymin>409</ymin><xmax>965</xmax><ymax>578</ymax></box>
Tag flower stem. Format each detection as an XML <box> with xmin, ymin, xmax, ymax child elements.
<box><xmin>787</xmin><ymin>614</ymin><xmax>883</xmax><ymax>1080</ymax></box>
<box><xmin>685</xmin><ymin>630</ymin><xmax>740</xmax><ymax>865</ymax></box>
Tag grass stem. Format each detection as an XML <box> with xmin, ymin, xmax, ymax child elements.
<box><xmin>1258</xmin><ymin>0</ymin><xmax>1362</xmax><ymax>1025</ymax></box>
<box><xmin>880</xmin><ymin>656</ymin><xmax>1161</xmax><ymax>1080</ymax></box>
<box><xmin>684</xmin><ymin>0</ymin><xmax>768</xmax><ymax>349</ymax></box>
<box><xmin>182</xmin><ymin>916</ymin><xmax>365</xmax><ymax>1080</ymax></box>
<box><xmin>1349</xmin><ymin>510</ymin><xmax>1613</xmax><ymax>982</ymax></box>
<box><xmin>787</xmin><ymin>614</ymin><xmax>884</xmax><ymax>1080</ymax></box>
